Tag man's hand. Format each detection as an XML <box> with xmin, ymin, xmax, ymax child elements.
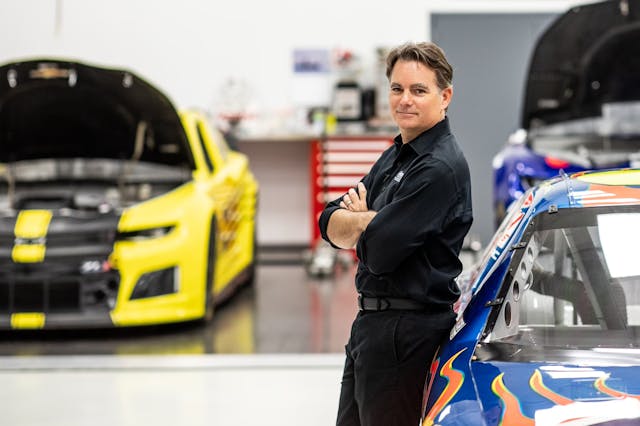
<box><xmin>340</xmin><ymin>182</ymin><xmax>368</xmax><ymax>212</ymax></box>
<box><xmin>327</xmin><ymin>182</ymin><xmax>376</xmax><ymax>249</ymax></box>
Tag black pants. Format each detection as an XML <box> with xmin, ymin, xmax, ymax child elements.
<box><xmin>336</xmin><ymin>309</ymin><xmax>455</xmax><ymax>426</ymax></box>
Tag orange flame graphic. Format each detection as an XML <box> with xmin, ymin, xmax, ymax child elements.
<box><xmin>422</xmin><ymin>358</ymin><xmax>441</xmax><ymax>417</ymax></box>
<box><xmin>595</xmin><ymin>375</ymin><xmax>640</xmax><ymax>400</ymax></box>
<box><xmin>491</xmin><ymin>373</ymin><xmax>534</xmax><ymax>425</ymax></box>
<box><xmin>529</xmin><ymin>369</ymin><xmax>573</xmax><ymax>405</ymax></box>
<box><xmin>422</xmin><ymin>348</ymin><xmax>466</xmax><ymax>426</ymax></box>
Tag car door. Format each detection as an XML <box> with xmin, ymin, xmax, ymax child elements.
<box><xmin>193</xmin><ymin>118</ymin><xmax>246</xmax><ymax>294</ymax></box>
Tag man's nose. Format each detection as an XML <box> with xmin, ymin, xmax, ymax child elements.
<box><xmin>399</xmin><ymin>90</ymin><xmax>412</xmax><ymax>104</ymax></box>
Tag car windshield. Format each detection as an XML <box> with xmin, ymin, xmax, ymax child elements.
<box><xmin>489</xmin><ymin>205</ymin><xmax>640</xmax><ymax>352</ymax></box>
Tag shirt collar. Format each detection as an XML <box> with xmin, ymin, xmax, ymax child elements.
<box><xmin>392</xmin><ymin>116</ymin><xmax>451</xmax><ymax>156</ymax></box>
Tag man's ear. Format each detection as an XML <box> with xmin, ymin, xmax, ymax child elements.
<box><xmin>441</xmin><ymin>86</ymin><xmax>453</xmax><ymax>109</ymax></box>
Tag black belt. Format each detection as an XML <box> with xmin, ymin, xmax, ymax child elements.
<box><xmin>358</xmin><ymin>295</ymin><xmax>429</xmax><ymax>311</ymax></box>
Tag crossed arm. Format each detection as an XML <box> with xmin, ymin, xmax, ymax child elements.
<box><xmin>326</xmin><ymin>182</ymin><xmax>377</xmax><ymax>249</ymax></box>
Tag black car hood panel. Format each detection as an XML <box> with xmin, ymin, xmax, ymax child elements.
<box><xmin>522</xmin><ymin>0</ymin><xmax>640</xmax><ymax>129</ymax></box>
<box><xmin>0</xmin><ymin>59</ymin><xmax>194</xmax><ymax>168</ymax></box>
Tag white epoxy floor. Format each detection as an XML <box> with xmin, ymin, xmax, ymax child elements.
<box><xmin>0</xmin><ymin>354</ymin><xmax>345</xmax><ymax>426</ymax></box>
<box><xmin>0</xmin><ymin>250</ymin><xmax>479</xmax><ymax>425</ymax></box>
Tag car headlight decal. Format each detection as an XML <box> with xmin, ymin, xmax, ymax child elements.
<box><xmin>130</xmin><ymin>267</ymin><xmax>178</xmax><ymax>300</ymax></box>
<box><xmin>117</xmin><ymin>226</ymin><xmax>174</xmax><ymax>241</ymax></box>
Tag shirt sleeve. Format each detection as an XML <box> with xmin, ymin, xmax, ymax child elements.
<box><xmin>356</xmin><ymin>159</ymin><xmax>458</xmax><ymax>276</ymax></box>
<box><xmin>318</xmin><ymin>171</ymin><xmax>375</xmax><ymax>248</ymax></box>
<box><xmin>318</xmin><ymin>204</ymin><xmax>342</xmax><ymax>249</ymax></box>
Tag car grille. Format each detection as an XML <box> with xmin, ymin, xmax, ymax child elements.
<box><xmin>0</xmin><ymin>212</ymin><xmax>121</xmax><ymax>314</ymax></box>
<box><xmin>0</xmin><ymin>267</ymin><xmax>120</xmax><ymax>314</ymax></box>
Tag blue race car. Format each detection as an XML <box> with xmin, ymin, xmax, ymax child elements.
<box><xmin>492</xmin><ymin>0</ymin><xmax>640</xmax><ymax>227</ymax></box>
<box><xmin>422</xmin><ymin>168</ymin><xmax>640</xmax><ymax>426</ymax></box>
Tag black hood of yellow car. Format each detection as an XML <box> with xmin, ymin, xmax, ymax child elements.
<box><xmin>0</xmin><ymin>58</ymin><xmax>194</xmax><ymax>168</ymax></box>
<box><xmin>522</xmin><ymin>0</ymin><xmax>640</xmax><ymax>129</ymax></box>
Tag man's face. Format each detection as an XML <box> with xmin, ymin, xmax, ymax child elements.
<box><xmin>388</xmin><ymin>60</ymin><xmax>452</xmax><ymax>142</ymax></box>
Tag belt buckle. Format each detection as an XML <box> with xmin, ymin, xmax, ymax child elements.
<box><xmin>378</xmin><ymin>298</ymin><xmax>390</xmax><ymax>311</ymax></box>
<box><xmin>358</xmin><ymin>295</ymin><xmax>391</xmax><ymax>311</ymax></box>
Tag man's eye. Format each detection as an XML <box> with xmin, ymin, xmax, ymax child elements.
<box><xmin>391</xmin><ymin>87</ymin><xmax>402</xmax><ymax>93</ymax></box>
<box><xmin>413</xmin><ymin>89</ymin><xmax>427</xmax><ymax>95</ymax></box>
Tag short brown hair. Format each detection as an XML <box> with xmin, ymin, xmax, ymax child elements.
<box><xmin>385</xmin><ymin>42</ymin><xmax>453</xmax><ymax>91</ymax></box>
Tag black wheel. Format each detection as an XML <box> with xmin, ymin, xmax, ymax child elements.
<box><xmin>244</xmin><ymin>223</ymin><xmax>257</xmax><ymax>287</ymax></box>
<box><xmin>244</xmin><ymin>195</ymin><xmax>259</xmax><ymax>287</ymax></box>
<box><xmin>203</xmin><ymin>216</ymin><xmax>216</xmax><ymax>323</ymax></box>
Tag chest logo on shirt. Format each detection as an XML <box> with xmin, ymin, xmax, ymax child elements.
<box><xmin>393</xmin><ymin>171</ymin><xmax>405</xmax><ymax>183</ymax></box>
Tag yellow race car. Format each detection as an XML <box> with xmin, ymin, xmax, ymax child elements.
<box><xmin>0</xmin><ymin>59</ymin><xmax>258</xmax><ymax>329</ymax></box>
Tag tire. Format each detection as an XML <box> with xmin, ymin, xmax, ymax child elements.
<box><xmin>244</xmin><ymin>195</ymin><xmax>259</xmax><ymax>287</ymax></box>
<box><xmin>244</xmin><ymin>223</ymin><xmax>257</xmax><ymax>287</ymax></box>
<box><xmin>203</xmin><ymin>216</ymin><xmax>216</xmax><ymax>323</ymax></box>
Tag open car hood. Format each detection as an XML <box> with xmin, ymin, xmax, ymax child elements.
<box><xmin>0</xmin><ymin>58</ymin><xmax>194</xmax><ymax>168</ymax></box>
<box><xmin>522</xmin><ymin>0</ymin><xmax>640</xmax><ymax>130</ymax></box>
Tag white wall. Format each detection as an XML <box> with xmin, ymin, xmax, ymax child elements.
<box><xmin>0</xmin><ymin>0</ymin><xmax>428</xmax><ymax>114</ymax></box>
<box><xmin>0</xmin><ymin>0</ymin><xmax>579</xmax><ymax>114</ymax></box>
<box><xmin>0</xmin><ymin>0</ymin><xmax>584</xmax><ymax>246</ymax></box>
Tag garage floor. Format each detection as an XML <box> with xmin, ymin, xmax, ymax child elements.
<box><xmin>0</xmin><ymin>249</ymin><xmax>358</xmax><ymax>426</ymax></box>
<box><xmin>0</xmin><ymin>248</ymin><xmax>478</xmax><ymax>425</ymax></box>
<box><xmin>0</xmin><ymin>353</ymin><xmax>346</xmax><ymax>426</ymax></box>
<box><xmin>0</xmin><ymin>251</ymin><xmax>359</xmax><ymax>356</ymax></box>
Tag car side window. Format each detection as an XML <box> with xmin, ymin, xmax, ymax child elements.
<box><xmin>207</xmin><ymin>126</ymin><xmax>230</xmax><ymax>162</ymax></box>
<box><xmin>488</xmin><ymin>207</ymin><xmax>640</xmax><ymax>348</ymax></box>
<box><xmin>196</xmin><ymin>124</ymin><xmax>214</xmax><ymax>173</ymax></box>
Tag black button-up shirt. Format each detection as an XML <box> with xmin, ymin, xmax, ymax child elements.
<box><xmin>318</xmin><ymin>117</ymin><xmax>473</xmax><ymax>307</ymax></box>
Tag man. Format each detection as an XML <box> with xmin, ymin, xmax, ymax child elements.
<box><xmin>318</xmin><ymin>41</ymin><xmax>473</xmax><ymax>426</ymax></box>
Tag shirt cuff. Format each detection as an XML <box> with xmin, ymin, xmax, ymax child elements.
<box><xmin>318</xmin><ymin>205</ymin><xmax>343</xmax><ymax>249</ymax></box>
